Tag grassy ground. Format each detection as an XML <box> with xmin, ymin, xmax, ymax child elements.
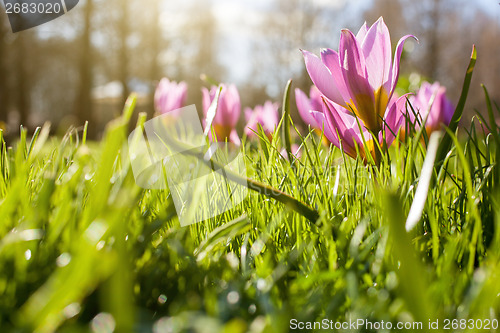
<box><xmin>1</xmin><ymin>57</ymin><xmax>500</xmax><ymax>332</ymax></box>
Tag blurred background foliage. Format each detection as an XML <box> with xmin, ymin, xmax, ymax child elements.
<box><xmin>0</xmin><ymin>0</ymin><xmax>498</xmax><ymax>139</ymax></box>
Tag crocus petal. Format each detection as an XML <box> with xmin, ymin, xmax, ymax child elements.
<box><xmin>202</xmin><ymin>84</ymin><xmax>242</xmax><ymax>143</ymax></box>
<box><xmin>435</xmin><ymin>86</ymin><xmax>453</xmax><ymax>127</ymax></box>
<box><xmin>244</xmin><ymin>107</ymin><xmax>254</xmax><ymax>122</ymax></box>
<box><xmin>361</xmin><ymin>17</ymin><xmax>392</xmax><ymax>94</ymax></box>
<box><xmin>209</xmin><ymin>84</ymin><xmax>240</xmax><ymax>127</ymax></box>
<box><xmin>295</xmin><ymin>88</ymin><xmax>318</xmax><ymax>127</ymax></box>
<box><xmin>427</xmin><ymin>86</ymin><xmax>447</xmax><ymax>128</ymax></box>
<box><xmin>356</xmin><ymin>21</ymin><xmax>369</xmax><ymax>41</ymax></box>
<box><xmin>442</xmin><ymin>92</ymin><xmax>455</xmax><ymax>126</ymax></box>
<box><xmin>339</xmin><ymin>29</ymin><xmax>378</xmax><ymax>131</ymax></box>
<box><xmin>310</xmin><ymin>110</ymin><xmax>339</xmax><ymax>146</ymax></box>
<box><xmin>383</xmin><ymin>94</ymin><xmax>408</xmax><ymax>145</ymax></box>
<box><xmin>244</xmin><ymin>110</ymin><xmax>259</xmax><ymax>137</ymax></box>
<box><xmin>262</xmin><ymin>101</ymin><xmax>280</xmax><ymax>130</ymax></box>
<box><xmin>386</xmin><ymin>34</ymin><xmax>417</xmax><ymax>99</ymax></box>
<box><xmin>229</xmin><ymin>129</ymin><xmax>241</xmax><ymax>145</ymax></box>
<box><xmin>202</xmin><ymin>87</ymin><xmax>212</xmax><ymax>116</ymax></box>
<box><xmin>321</xmin><ymin>97</ymin><xmax>359</xmax><ymax>157</ymax></box>
<box><xmin>226</xmin><ymin>85</ymin><xmax>241</xmax><ymax>126</ymax></box>
<box><xmin>154</xmin><ymin>78</ymin><xmax>188</xmax><ymax>116</ymax></box>
<box><xmin>409</xmin><ymin>81</ymin><xmax>454</xmax><ymax>133</ymax></box>
<box><xmin>308</xmin><ymin>86</ymin><xmax>323</xmax><ymax>112</ymax></box>
<box><xmin>244</xmin><ymin>102</ymin><xmax>279</xmax><ymax>138</ymax></box>
<box><xmin>302</xmin><ymin>50</ymin><xmax>344</xmax><ymax>105</ymax></box>
<box><xmin>323</xmin><ymin>97</ymin><xmax>377</xmax><ymax>160</ymax></box>
<box><xmin>320</xmin><ymin>48</ymin><xmax>350</xmax><ymax>102</ymax></box>
<box><xmin>176</xmin><ymin>82</ymin><xmax>188</xmax><ymax>106</ymax></box>
<box><xmin>213</xmin><ymin>86</ymin><xmax>227</xmax><ymax>125</ymax></box>
<box><xmin>384</xmin><ymin>94</ymin><xmax>409</xmax><ymax>128</ymax></box>
<box><xmin>339</xmin><ymin>29</ymin><xmax>368</xmax><ymax>83</ymax></box>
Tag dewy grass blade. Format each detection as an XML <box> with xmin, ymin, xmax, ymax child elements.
<box><xmin>435</xmin><ymin>45</ymin><xmax>476</xmax><ymax>169</ymax></box>
<box><xmin>282</xmin><ymin>79</ymin><xmax>294</xmax><ymax>165</ymax></box>
<box><xmin>406</xmin><ymin>131</ymin><xmax>442</xmax><ymax>231</ymax></box>
<box><xmin>27</xmin><ymin>122</ymin><xmax>51</xmax><ymax>160</ymax></box>
<box><xmin>195</xmin><ymin>214</ymin><xmax>250</xmax><ymax>257</ymax></box>
<box><xmin>26</xmin><ymin>127</ymin><xmax>41</xmax><ymax>159</ymax></box>
<box><xmin>82</xmin><ymin>120</ymin><xmax>89</xmax><ymax>146</ymax></box>
<box><xmin>81</xmin><ymin>118</ymin><xmax>128</xmax><ymax>229</ymax></box>
<box><xmin>446</xmin><ymin>126</ymin><xmax>484</xmax><ymax>273</ymax></box>
<box><xmin>122</xmin><ymin>93</ymin><xmax>137</xmax><ymax>123</ymax></box>
<box><xmin>300</xmin><ymin>130</ymin><xmax>326</xmax><ymax>200</ymax></box>
<box><xmin>482</xmin><ymin>84</ymin><xmax>497</xmax><ymax>135</ymax></box>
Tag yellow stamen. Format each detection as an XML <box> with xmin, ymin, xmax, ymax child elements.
<box><xmin>214</xmin><ymin>124</ymin><xmax>233</xmax><ymax>141</ymax></box>
<box><xmin>347</xmin><ymin>95</ymin><xmax>379</xmax><ymax>132</ymax></box>
<box><xmin>374</xmin><ymin>87</ymin><xmax>389</xmax><ymax>119</ymax></box>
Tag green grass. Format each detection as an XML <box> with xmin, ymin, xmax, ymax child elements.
<box><xmin>1</xmin><ymin>62</ymin><xmax>500</xmax><ymax>332</ymax></box>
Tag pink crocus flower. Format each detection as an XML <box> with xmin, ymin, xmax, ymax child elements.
<box><xmin>295</xmin><ymin>85</ymin><xmax>333</xmax><ymax>144</ymax></box>
<box><xmin>301</xmin><ymin>17</ymin><xmax>415</xmax><ymax>133</ymax></box>
<box><xmin>202</xmin><ymin>84</ymin><xmax>241</xmax><ymax>144</ymax></box>
<box><xmin>154</xmin><ymin>78</ymin><xmax>188</xmax><ymax>116</ymax></box>
<box><xmin>408</xmin><ymin>81</ymin><xmax>454</xmax><ymax>134</ymax></box>
<box><xmin>295</xmin><ymin>86</ymin><xmax>323</xmax><ymax>128</ymax></box>
<box><xmin>310</xmin><ymin>96</ymin><xmax>407</xmax><ymax>161</ymax></box>
<box><xmin>244</xmin><ymin>101</ymin><xmax>280</xmax><ymax>139</ymax></box>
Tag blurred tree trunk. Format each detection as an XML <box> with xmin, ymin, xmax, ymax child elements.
<box><xmin>75</xmin><ymin>0</ymin><xmax>94</xmax><ymax>135</ymax></box>
<box><xmin>427</xmin><ymin>0</ymin><xmax>441</xmax><ymax>80</ymax></box>
<box><xmin>118</xmin><ymin>0</ymin><xmax>130</xmax><ymax>107</ymax></box>
<box><xmin>253</xmin><ymin>0</ymin><xmax>323</xmax><ymax>119</ymax></box>
<box><xmin>178</xmin><ymin>2</ymin><xmax>226</xmax><ymax>109</ymax></box>
<box><xmin>149</xmin><ymin>0</ymin><xmax>161</xmax><ymax>114</ymax></box>
<box><xmin>15</xmin><ymin>33</ymin><xmax>30</xmax><ymax>129</ymax></box>
<box><xmin>149</xmin><ymin>0</ymin><xmax>161</xmax><ymax>82</ymax></box>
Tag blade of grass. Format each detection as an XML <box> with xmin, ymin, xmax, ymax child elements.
<box><xmin>122</xmin><ymin>93</ymin><xmax>137</xmax><ymax>123</ymax></box>
<box><xmin>27</xmin><ymin>127</ymin><xmax>41</xmax><ymax>159</ymax></box>
<box><xmin>82</xmin><ymin>120</ymin><xmax>89</xmax><ymax>145</ymax></box>
<box><xmin>382</xmin><ymin>192</ymin><xmax>436</xmax><ymax>326</ymax></box>
<box><xmin>282</xmin><ymin>79</ymin><xmax>294</xmax><ymax>166</ymax></box>
<box><xmin>204</xmin><ymin>86</ymin><xmax>223</xmax><ymax>137</ymax></box>
<box><xmin>445</xmin><ymin>126</ymin><xmax>483</xmax><ymax>273</ymax></box>
<box><xmin>435</xmin><ymin>45</ymin><xmax>477</xmax><ymax>169</ymax></box>
<box><xmin>406</xmin><ymin>131</ymin><xmax>442</xmax><ymax>231</ymax></box>
<box><xmin>482</xmin><ymin>84</ymin><xmax>499</xmax><ymax>186</ymax></box>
